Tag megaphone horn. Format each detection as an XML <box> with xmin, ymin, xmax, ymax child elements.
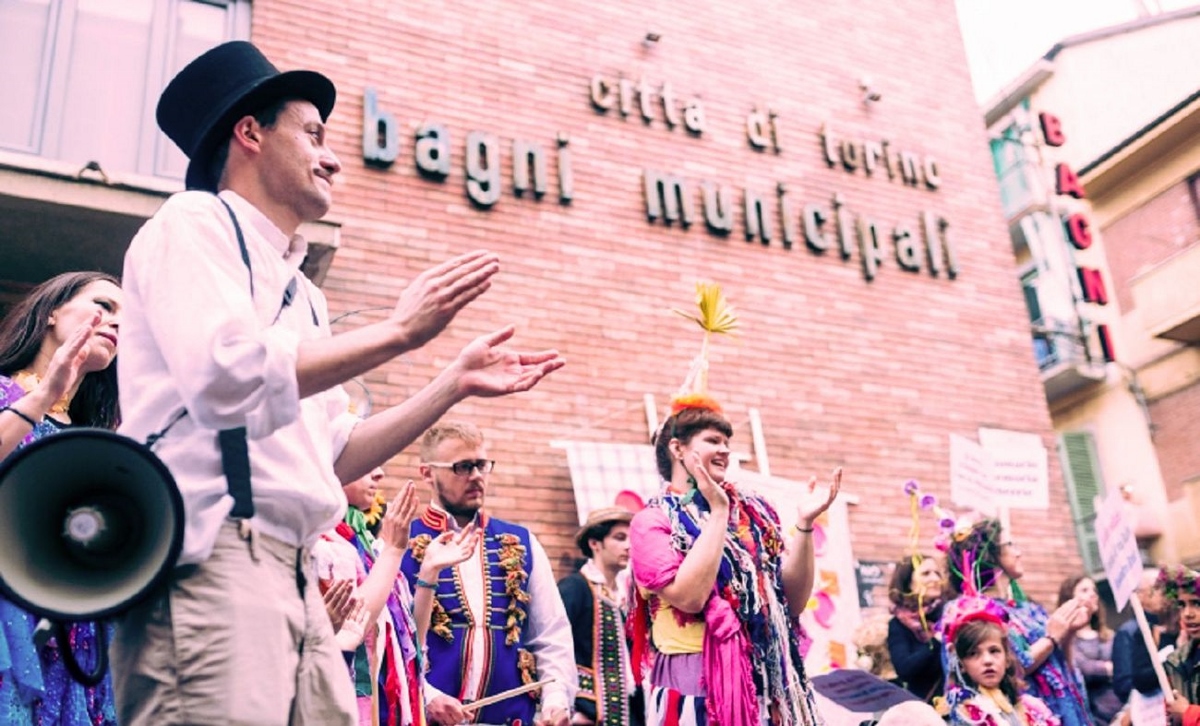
<box><xmin>0</xmin><ymin>427</ymin><xmax>184</xmax><ymax>617</ymax></box>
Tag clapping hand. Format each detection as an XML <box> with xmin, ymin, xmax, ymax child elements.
<box><xmin>451</xmin><ymin>326</ymin><xmax>565</xmax><ymax>399</ymax></box>
<box><xmin>377</xmin><ymin>480</ymin><xmax>419</xmax><ymax>551</ymax></box>
<box><xmin>34</xmin><ymin>311</ymin><xmax>102</xmax><ymax>413</ymax></box>
<box><xmin>320</xmin><ymin>578</ymin><xmax>356</xmax><ymax>633</ymax></box>
<box><xmin>796</xmin><ymin>468</ymin><xmax>842</xmax><ymax>528</ymax></box>
<box><xmin>1047</xmin><ymin>598</ymin><xmax>1088</xmax><ymax>642</ymax></box>
<box><xmin>391</xmin><ymin>250</ymin><xmax>499</xmax><ymax>350</ymax></box>
<box><xmin>420</xmin><ymin>524</ymin><xmax>481</xmax><ymax>580</ymax></box>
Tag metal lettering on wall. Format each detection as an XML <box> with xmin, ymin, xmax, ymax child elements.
<box><xmin>361</xmin><ymin>73</ymin><xmax>960</xmax><ymax>283</ymax></box>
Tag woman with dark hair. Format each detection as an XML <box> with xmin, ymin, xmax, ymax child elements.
<box><xmin>940</xmin><ymin>516</ymin><xmax>1094</xmax><ymax>726</ymax></box>
<box><xmin>0</xmin><ymin>271</ymin><xmax>121</xmax><ymax>725</ymax></box>
<box><xmin>1058</xmin><ymin>575</ymin><xmax>1121</xmax><ymax>725</ymax></box>
<box><xmin>627</xmin><ymin>401</ymin><xmax>840</xmax><ymax>726</ymax></box>
<box><xmin>886</xmin><ymin>553</ymin><xmax>946</xmax><ymax>702</ymax></box>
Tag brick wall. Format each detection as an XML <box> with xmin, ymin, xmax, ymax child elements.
<box><xmin>1102</xmin><ymin>177</ymin><xmax>1200</xmax><ymax>311</ymax></box>
<box><xmin>251</xmin><ymin>0</ymin><xmax>1082</xmax><ymax>604</ymax></box>
<box><xmin>1150</xmin><ymin>382</ymin><xmax>1200</xmax><ymax>501</ymax></box>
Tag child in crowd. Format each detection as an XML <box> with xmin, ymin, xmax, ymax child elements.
<box><xmin>1161</xmin><ymin>567</ymin><xmax>1200</xmax><ymax>726</ymax></box>
<box><xmin>944</xmin><ymin>597</ymin><xmax>1060</xmax><ymax>726</ymax></box>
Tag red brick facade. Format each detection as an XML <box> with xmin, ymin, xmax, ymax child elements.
<box><xmin>1101</xmin><ymin>178</ymin><xmax>1200</xmax><ymax>312</ymax></box>
<box><xmin>1150</xmin><ymin>379</ymin><xmax>1200</xmax><ymax>502</ymax></box>
<box><xmin>251</xmin><ymin>0</ymin><xmax>1081</xmax><ymax>603</ymax></box>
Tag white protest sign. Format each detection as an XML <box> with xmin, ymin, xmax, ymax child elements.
<box><xmin>1094</xmin><ymin>491</ymin><xmax>1144</xmax><ymax>612</ymax></box>
<box><xmin>978</xmin><ymin>427</ymin><xmax>1049</xmax><ymax>509</ymax></box>
<box><xmin>1129</xmin><ymin>690</ymin><xmax>1167</xmax><ymax>726</ymax></box>
<box><xmin>949</xmin><ymin>434</ymin><xmax>996</xmax><ymax>515</ymax></box>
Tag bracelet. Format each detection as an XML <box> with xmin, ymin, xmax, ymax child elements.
<box><xmin>795</xmin><ymin>525</ymin><xmax>815</xmax><ymax>534</ymax></box>
<box><xmin>415</xmin><ymin>578</ymin><xmax>438</xmax><ymax>590</ymax></box>
<box><xmin>1</xmin><ymin>406</ymin><xmax>38</xmax><ymax>428</ymax></box>
<box><xmin>1046</xmin><ymin>634</ymin><xmax>1060</xmax><ymax>650</ymax></box>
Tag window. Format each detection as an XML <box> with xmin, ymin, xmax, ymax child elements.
<box><xmin>0</xmin><ymin>0</ymin><xmax>249</xmax><ymax>181</ymax></box>
<box><xmin>1058</xmin><ymin>431</ymin><xmax>1107</xmax><ymax>575</ymax></box>
<box><xmin>990</xmin><ymin>125</ymin><xmax>1045</xmax><ymax>219</ymax></box>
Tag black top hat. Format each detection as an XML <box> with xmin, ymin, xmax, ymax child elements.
<box><xmin>156</xmin><ymin>41</ymin><xmax>336</xmax><ymax>192</ymax></box>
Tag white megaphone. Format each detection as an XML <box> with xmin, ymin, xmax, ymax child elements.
<box><xmin>0</xmin><ymin>428</ymin><xmax>184</xmax><ymax>684</ymax></box>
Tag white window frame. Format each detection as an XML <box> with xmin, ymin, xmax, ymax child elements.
<box><xmin>3</xmin><ymin>0</ymin><xmax>250</xmax><ymax>180</ymax></box>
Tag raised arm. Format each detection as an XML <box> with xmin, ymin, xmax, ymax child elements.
<box><xmin>296</xmin><ymin>250</ymin><xmax>499</xmax><ymax>397</ymax></box>
<box><xmin>780</xmin><ymin>469</ymin><xmax>841</xmax><ymax>613</ymax></box>
<box><xmin>333</xmin><ymin>326</ymin><xmax>563</xmax><ymax>483</ymax></box>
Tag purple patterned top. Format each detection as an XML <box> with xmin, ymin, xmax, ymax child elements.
<box><xmin>0</xmin><ymin>374</ymin><xmax>117</xmax><ymax>726</ymax></box>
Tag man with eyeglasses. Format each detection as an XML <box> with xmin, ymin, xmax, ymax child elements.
<box><xmin>401</xmin><ymin>422</ymin><xmax>575</xmax><ymax>726</ymax></box>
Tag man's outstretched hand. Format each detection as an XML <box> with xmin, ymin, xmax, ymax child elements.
<box><xmin>451</xmin><ymin>326</ymin><xmax>565</xmax><ymax>398</ymax></box>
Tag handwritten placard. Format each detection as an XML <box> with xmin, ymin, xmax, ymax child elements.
<box><xmin>1094</xmin><ymin>491</ymin><xmax>1143</xmax><ymax>611</ymax></box>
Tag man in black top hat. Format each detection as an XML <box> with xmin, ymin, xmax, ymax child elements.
<box><xmin>109</xmin><ymin>41</ymin><xmax>565</xmax><ymax>726</ymax></box>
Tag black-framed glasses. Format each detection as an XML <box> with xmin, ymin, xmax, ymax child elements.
<box><xmin>427</xmin><ymin>459</ymin><xmax>495</xmax><ymax>476</ymax></box>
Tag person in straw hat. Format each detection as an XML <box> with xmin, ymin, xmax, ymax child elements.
<box><xmin>558</xmin><ymin>507</ymin><xmax>642</xmax><ymax>726</ymax></box>
<box><xmin>109</xmin><ymin>40</ymin><xmax>564</xmax><ymax>726</ymax></box>
<box><xmin>627</xmin><ymin>282</ymin><xmax>840</xmax><ymax>726</ymax></box>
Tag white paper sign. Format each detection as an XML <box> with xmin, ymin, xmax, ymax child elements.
<box><xmin>949</xmin><ymin>434</ymin><xmax>996</xmax><ymax>514</ymax></box>
<box><xmin>978</xmin><ymin>427</ymin><xmax>1049</xmax><ymax>509</ymax></box>
<box><xmin>1094</xmin><ymin>491</ymin><xmax>1144</xmax><ymax>612</ymax></box>
<box><xmin>1129</xmin><ymin>690</ymin><xmax>1167</xmax><ymax>726</ymax></box>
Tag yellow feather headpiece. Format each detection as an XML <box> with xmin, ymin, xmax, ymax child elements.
<box><xmin>669</xmin><ymin>281</ymin><xmax>738</xmax><ymax>415</ymax></box>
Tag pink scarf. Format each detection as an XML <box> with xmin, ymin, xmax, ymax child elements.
<box><xmin>630</xmin><ymin>508</ymin><xmax>760</xmax><ymax>726</ymax></box>
<box><xmin>701</xmin><ymin>594</ymin><xmax>760</xmax><ymax>726</ymax></box>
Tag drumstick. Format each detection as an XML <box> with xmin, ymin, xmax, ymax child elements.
<box><xmin>460</xmin><ymin>679</ymin><xmax>555</xmax><ymax>713</ymax></box>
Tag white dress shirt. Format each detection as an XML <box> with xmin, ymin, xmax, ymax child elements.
<box><xmin>425</xmin><ymin>506</ymin><xmax>577</xmax><ymax>719</ymax></box>
<box><xmin>119</xmin><ymin>190</ymin><xmax>356</xmax><ymax>565</ymax></box>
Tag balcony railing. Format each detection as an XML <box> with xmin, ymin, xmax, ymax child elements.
<box><xmin>1031</xmin><ymin>318</ymin><xmax>1107</xmax><ymax>401</ymax></box>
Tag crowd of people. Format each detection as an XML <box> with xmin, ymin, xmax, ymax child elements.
<box><xmin>0</xmin><ymin>40</ymin><xmax>843</xmax><ymax>726</ymax></box>
<box><xmin>1</xmin><ymin>38</ymin><xmax>1198</xmax><ymax>726</ymax></box>
<box><xmin>849</xmin><ymin>515</ymin><xmax>1200</xmax><ymax>726</ymax></box>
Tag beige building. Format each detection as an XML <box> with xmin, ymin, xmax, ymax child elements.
<box><xmin>984</xmin><ymin>6</ymin><xmax>1200</xmax><ymax>572</ymax></box>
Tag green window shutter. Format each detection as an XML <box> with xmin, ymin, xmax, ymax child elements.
<box><xmin>1058</xmin><ymin>431</ymin><xmax>1106</xmax><ymax>575</ymax></box>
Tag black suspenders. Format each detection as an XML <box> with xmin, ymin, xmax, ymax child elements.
<box><xmin>149</xmin><ymin>196</ymin><xmax>320</xmax><ymax>521</ymax></box>
<box><xmin>214</xmin><ymin>196</ymin><xmax>255</xmax><ymax>520</ymax></box>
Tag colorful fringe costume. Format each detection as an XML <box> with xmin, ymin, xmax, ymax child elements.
<box><xmin>315</xmin><ymin>516</ymin><xmax>426</xmax><ymax>726</ymax></box>
<box><xmin>629</xmin><ymin>482</ymin><xmax>823</xmax><ymax>726</ymax></box>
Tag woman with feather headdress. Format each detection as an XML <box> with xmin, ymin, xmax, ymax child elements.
<box><xmin>627</xmin><ymin>283</ymin><xmax>838</xmax><ymax>726</ymax></box>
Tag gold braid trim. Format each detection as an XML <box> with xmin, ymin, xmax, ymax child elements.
<box><xmin>497</xmin><ymin>534</ymin><xmax>531</xmax><ymax>646</ymax></box>
<box><xmin>517</xmin><ymin>648</ymin><xmax>541</xmax><ymax>700</ymax></box>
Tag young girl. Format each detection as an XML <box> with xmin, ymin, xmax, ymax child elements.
<box><xmin>944</xmin><ymin>598</ymin><xmax>1061</xmax><ymax>726</ymax></box>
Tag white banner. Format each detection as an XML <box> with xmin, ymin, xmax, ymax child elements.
<box><xmin>978</xmin><ymin>427</ymin><xmax>1049</xmax><ymax>509</ymax></box>
<box><xmin>949</xmin><ymin>434</ymin><xmax>996</xmax><ymax>515</ymax></box>
<box><xmin>1094</xmin><ymin>491</ymin><xmax>1143</xmax><ymax>612</ymax></box>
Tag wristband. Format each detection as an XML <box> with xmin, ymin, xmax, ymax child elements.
<box><xmin>415</xmin><ymin>578</ymin><xmax>438</xmax><ymax>590</ymax></box>
<box><xmin>1</xmin><ymin>406</ymin><xmax>38</xmax><ymax>428</ymax></box>
<box><xmin>794</xmin><ymin>525</ymin><xmax>814</xmax><ymax>534</ymax></box>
